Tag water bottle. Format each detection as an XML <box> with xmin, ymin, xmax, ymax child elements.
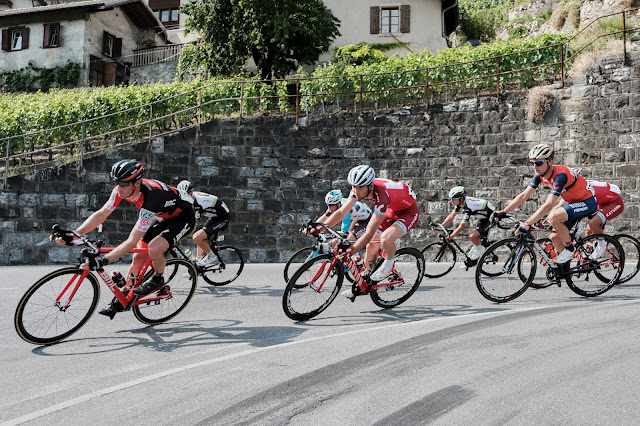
<box><xmin>111</xmin><ymin>270</ymin><xmax>126</xmax><ymax>288</ymax></box>
<box><xmin>353</xmin><ymin>254</ymin><xmax>365</xmax><ymax>271</ymax></box>
<box><xmin>184</xmin><ymin>248</ymin><xmax>197</xmax><ymax>262</ymax></box>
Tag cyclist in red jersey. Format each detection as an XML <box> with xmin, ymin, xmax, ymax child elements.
<box><xmin>321</xmin><ymin>165</ymin><xmax>420</xmax><ymax>299</ymax></box>
<box><xmin>492</xmin><ymin>144</ymin><xmax>597</xmax><ymax>264</ymax></box>
<box><xmin>585</xmin><ymin>180</ymin><xmax>624</xmax><ymax>236</ymax></box>
<box><xmin>54</xmin><ymin>160</ymin><xmax>196</xmax><ymax>318</ymax></box>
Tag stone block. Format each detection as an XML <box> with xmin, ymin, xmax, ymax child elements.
<box><xmin>247</xmin><ymin>199</ymin><xmax>263</xmax><ymax>211</ymax></box>
<box><xmin>572</xmin><ymin>86</ymin><xmax>599</xmax><ymax>99</ymax></box>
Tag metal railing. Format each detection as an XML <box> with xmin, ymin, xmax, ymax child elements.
<box><xmin>131</xmin><ymin>44</ymin><xmax>184</xmax><ymax>67</ymax></box>
<box><xmin>2</xmin><ymin>8</ymin><xmax>639</xmax><ymax>188</ymax></box>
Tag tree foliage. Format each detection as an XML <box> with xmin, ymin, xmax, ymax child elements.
<box><xmin>179</xmin><ymin>0</ymin><xmax>341</xmax><ymax>81</ymax></box>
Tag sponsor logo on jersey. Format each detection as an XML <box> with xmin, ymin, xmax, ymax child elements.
<box><xmin>164</xmin><ymin>200</ymin><xmax>176</xmax><ymax>208</ymax></box>
<box><xmin>140</xmin><ymin>209</ymin><xmax>155</xmax><ymax>220</ymax></box>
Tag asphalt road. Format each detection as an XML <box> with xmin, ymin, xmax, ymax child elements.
<box><xmin>1</xmin><ymin>261</ymin><xmax>639</xmax><ymax>425</ymax></box>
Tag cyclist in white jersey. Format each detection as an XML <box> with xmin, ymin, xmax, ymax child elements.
<box><xmin>177</xmin><ymin>180</ymin><xmax>231</xmax><ymax>267</ymax></box>
<box><xmin>312</xmin><ymin>189</ymin><xmax>372</xmax><ymax>251</ymax></box>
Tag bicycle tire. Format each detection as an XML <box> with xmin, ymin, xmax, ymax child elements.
<box><xmin>283</xmin><ymin>246</ymin><xmax>317</xmax><ymax>283</ymax></box>
<box><xmin>282</xmin><ymin>254</ymin><xmax>344</xmax><ymax>321</ymax></box>
<box><xmin>133</xmin><ymin>258</ymin><xmax>198</xmax><ymax>325</ymax></box>
<box><xmin>369</xmin><ymin>247</ymin><xmax>425</xmax><ymax>308</ymax></box>
<box><xmin>475</xmin><ymin>238</ymin><xmax>536</xmax><ymax>303</ymax></box>
<box><xmin>565</xmin><ymin>234</ymin><xmax>624</xmax><ymax>297</ymax></box>
<box><xmin>201</xmin><ymin>246</ymin><xmax>245</xmax><ymax>286</ymax></box>
<box><xmin>614</xmin><ymin>234</ymin><xmax>640</xmax><ymax>284</ymax></box>
<box><xmin>15</xmin><ymin>268</ymin><xmax>100</xmax><ymax>345</ymax></box>
<box><xmin>420</xmin><ymin>241</ymin><xmax>456</xmax><ymax>278</ymax></box>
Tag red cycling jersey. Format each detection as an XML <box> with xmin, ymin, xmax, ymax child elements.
<box><xmin>529</xmin><ymin>165</ymin><xmax>594</xmax><ymax>204</ymax></box>
<box><xmin>588</xmin><ymin>180</ymin><xmax>622</xmax><ymax>206</ymax></box>
<box><xmin>349</xmin><ymin>178</ymin><xmax>417</xmax><ymax>215</ymax></box>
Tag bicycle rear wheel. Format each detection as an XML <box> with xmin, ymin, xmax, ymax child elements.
<box><xmin>370</xmin><ymin>247</ymin><xmax>425</xmax><ymax>308</ymax></box>
<box><xmin>283</xmin><ymin>246</ymin><xmax>318</xmax><ymax>283</ymax></box>
<box><xmin>475</xmin><ymin>238</ymin><xmax>536</xmax><ymax>303</ymax></box>
<box><xmin>565</xmin><ymin>234</ymin><xmax>624</xmax><ymax>296</ymax></box>
<box><xmin>15</xmin><ymin>268</ymin><xmax>100</xmax><ymax>345</ymax></box>
<box><xmin>420</xmin><ymin>242</ymin><xmax>456</xmax><ymax>278</ymax></box>
<box><xmin>282</xmin><ymin>254</ymin><xmax>343</xmax><ymax>321</ymax></box>
<box><xmin>133</xmin><ymin>259</ymin><xmax>198</xmax><ymax>325</ymax></box>
<box><xmin>614</xmin><ymin>234</ymin><xmax>640</xmax><ymax>284</ymax></box>
<box><xmin>201</xmin><ymin>246</ymin><xmax>245</xmax><ymax>286</ymax></box>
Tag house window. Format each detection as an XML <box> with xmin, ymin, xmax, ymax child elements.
<box><xmin>102</xmin><ymin>31</ymin><xmax>122</xmax><ymax>58</ymax></box>
<box><xmin>370</xmin><ymin>5</ymin><xmax>410</xmax><ymax>34</ymax></box>
<box><xmin>149</xmin><ymin>0</ymin><xmax>180</xmax><ymax>27</ymax></box>
<box><xmin>155</xmin><ymin>8</ymin><xmax>179</xmax><ymax>26</ymax></box>
<box><xmin>43</xmin><ymin>23</ymin><xmax>60</xmax><ymax>48</ymax></box>
<box><xmin>381</xmin><ymin>7</ymin><xmax>399</xmax><ymax>34</ymax></box>
<box><xmin>1</xmin><ymin>26</ymin><xmax>29</xmax><ymax>51</ymax></box>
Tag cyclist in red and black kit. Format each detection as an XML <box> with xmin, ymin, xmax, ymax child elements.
<box><xmin>321</xmin><ymin>165</ymin><xmax>420</xmax><ymax>299</ymax></box>
<box><xmin>493</xmin><ymin>144</ymin><xmax>597</xmax><ymax>264</ymax></box>
<box><xmin>54</xmin><ymin>160</ymin><xmax>196</xmax><ymax>318</ymax></box>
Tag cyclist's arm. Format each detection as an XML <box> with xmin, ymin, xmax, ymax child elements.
<box><xmin>103</xmin><ymin>227</ymin><xmax>146</xmax><ymax>264</ymax></box>
<box><xmin>525</xmin><ymin>193</ymin><xmax>560</xmax><ymax>226</ymax></box>
<box><xmin>501</xmin><ymin>186</ymin><xmax>535</xmax><ymax>214</ymax></box>
<box><xmin>324</xmin><ymin>198</ymin><xmax>356</xmax><ymax>228</ymax></box>
<box><xmin>350</xmin><ymin>213</ymin><xmax>384</xmax><ymax>254</ymax></box>
<box><xmin>449</xmin><ymin>222</ymin><xmax>466</xmax><ymax>239</ymax></box>
<box><xmin>440</xmin><ymin>210</ymin><xmax>457</xmax><ymax>227</ymax></box>
<box><xmin>75</xmin><ymin>206</ymin><xmax>112</xmax><ymax>235</ymax></box>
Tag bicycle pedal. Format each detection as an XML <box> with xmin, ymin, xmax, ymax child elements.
<box><xmin>156</xmin><ymin>285</ymin><xmax>170</xmax><ymax>296</ymax></box>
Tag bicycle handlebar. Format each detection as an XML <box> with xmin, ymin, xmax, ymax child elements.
<box><xmin>52</xmin><ymin>224</ymin><xmax>102</xmax><ymax>257</ymax></box>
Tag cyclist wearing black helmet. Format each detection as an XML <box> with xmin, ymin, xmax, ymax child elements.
<box><xmin>54</xmin><ymin>160</ymin><xmax>196</xmax><ymax>318</ymax></box>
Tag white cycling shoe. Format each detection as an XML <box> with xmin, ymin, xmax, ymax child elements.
<box><xmin>370</xmin><ymin>260</ymin><xmax>395</xmax><ymax>282</ymax></box>
<box><xmin>590</xmin><ymin>239</ymin><xmax>607</xmax><ymax>260</ymax></box>
<box><xmin>196</xmin><ymin>253</ymin><xmax>219</xmax><ymax>267</ymax></box>
<box><xmin>468</xmin><ymin>245</ymin><xmax>486</xmax><ymax>260</ymax></box>
<box><xmin>555</xmin><ymin>249</ymin><xmax>573</xmax><ymax>264</ymax></box>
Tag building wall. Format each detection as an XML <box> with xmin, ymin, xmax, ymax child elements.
<box><xmin>2</xmin><ymin>52</ymin><xmax>640</xmax><ymax>265</ymax></box>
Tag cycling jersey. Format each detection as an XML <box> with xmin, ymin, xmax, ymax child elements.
<box><xmin>529</xmin><ymin>164</ymin><xmax>594</xmax><ymax>204</ymax></box>
<box><xmin>349</xmin><ymin>178</ymin><xmax>417</xmax><ymax>216</ymax></box>
<box><xmin>453</xmin><ymin>197</ymin><xmax>496</xmax><ymax>224</ymax></box>
<box><xmin>104</xmin><ymin>178</ymin><xmax>194</xmax><ymax>233</ymax></box>
<box><xmin>324</xmin><ymin>198</ymin><xmax>372</xmax><ymax>233</ymax></box>
<box><xmin>588</xmin><ymin>180</ymin><xmax>621</xmax><ymax>206</ymax></box>
<box><xmin>191</xmin><ymin>191</ymin><xmax>230</xmax><ymax>221</ymax></box>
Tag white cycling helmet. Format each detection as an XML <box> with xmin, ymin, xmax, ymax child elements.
<box><xmin>177</xmin><ymin>180</ymin><xmax>193</xmax><ymax>193</ymax></box>
<box><xmin>325</xmin><ymin>189</ymin><xmax>342</xmax><ymax>205</ymax></box>
<box><xmin>528</xmin><ymin>143</ymin><xmax>554</xmax><ymax>160</ymax></box>
<box><xmin>449</xmin><ymin>186</ymin><xmax>465</xmax><ymax>199</ymax></box>
<box><xmin>347</xmin><ymin>165</ymin><xmax>375</xmax><ymax>186</ymax></box>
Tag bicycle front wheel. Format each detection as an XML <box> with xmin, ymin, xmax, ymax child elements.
<box><xmin>282</xmin><ymin>254</ymin><xmax>343</xmax><ymax>321</ymax></box>
<box><xmin>133</xmin><ymin>258</ymin><xmax>198</xmax><ymax>325</ymax></box>
<box><xmin>201</xmin><ymin>246</ymin><xmax>245</xmax><ymax>286</ymax></box>
<box><xmin>614</xmin><ymin>234</ymin><xmax>640</xmax><ymax>284</ymax></box>
<box><xmin>283</xmin><ymin>246</ymin><xmax>318</xmax><ymax>283</ymax></box>
<box><xmin>370</xmin><ymin>247</ymin><xmax>425</xmax><ymax>308</ymax></box>
<box><xmin>15</xmin><ymin>268</ymin><xmax>100</xmax><ymax>345</ymax></box>
<box><xmin>420</xmin><ymin>242</ymin><xmax>456</xmax><ymax>278</ymax></box>
<box><xmin>566</xmin><ymin>234</ymin><xmax>624</xmax><ymax>296</ymax></box>
<box><xmin>475</xmin><ymin>238</ymin><xmax>536</xmax><ymax>303</ymax></box>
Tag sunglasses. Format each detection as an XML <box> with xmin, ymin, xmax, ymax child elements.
<box><xmin>530</xmin><ymin>160</ymin><xmax>545</xmax><ymax>166</ymax></box>
<box><xmin>116</xmin><ymin>181</ymin><xmax>133</xmax><ymax>187</ymax></box>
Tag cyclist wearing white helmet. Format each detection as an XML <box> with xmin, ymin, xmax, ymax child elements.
<box><xmin>321</xmin><ymin>165</ymin><xmax>419</xmax><ymax>299</ymax></box>
<box><xmin>492</xmin><ymin>143</ymin><xmax>597</xmax><ymax>264</ymax></box>
<box><xmin>177</xmin><ymin>180</ymin><xmax>231</xmax><ymax>267</ymax></box>
<box><xmin>436</xmin><ymin>186</ymin><xmax>496</xmax><ymax>260</ymax></box>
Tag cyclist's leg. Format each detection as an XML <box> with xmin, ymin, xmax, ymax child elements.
<box><xmin>586</xmin><ymin>211</ymin><xmax>605</xmax><ymax>236</ymax></box>
<box><xmin>548</xmin><ymin>205</ymin><xmax>571</xmax><ymax>253</ymax></box>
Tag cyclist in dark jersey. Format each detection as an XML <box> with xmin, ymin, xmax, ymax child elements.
<box><xmin>54</xmin><ymin>160</ymin><xmax>195</xmax><ymax>318</ymax></box>
<box><xmin>493</xmin><ymin>144</ymin><xmax>597</xmax><ymax>264</ymax></box>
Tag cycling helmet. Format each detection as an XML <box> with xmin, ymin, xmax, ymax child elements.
<box><xmin>177</xmin><ymin>180</ymin><xmax>194</xmax><ymax>193</ymax></box>
<box><xmin>325</xmin><ymin>189</ymin><xmax>342</xmax><ymax>205</ymax></box>
<box><xmin>347</xmin><ymin>165</ymin><xmax>375</xmax><ymax>186</ymax></box>
<box><xmin>448</xmin><ymin>186</ymin><xmax>465</xmax><ymax>199</ymax></box>
<box><xmin>528</xmin><ymin>143</ymin><xmax>554</xmax><ymax>160</ymax></box>
<box><xmin>110</xmin><ymin>160</ymin><xmax>144</xmax><ymax>183</ymax></box>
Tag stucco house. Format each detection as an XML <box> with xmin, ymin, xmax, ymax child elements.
<box><xmin>0</xmin><ymin>0</ymin><xmax>168</xmax><ymax>87</ymax></box>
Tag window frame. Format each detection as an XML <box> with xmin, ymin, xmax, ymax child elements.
<box><xmin>43</xmin><ymin>22</ymin><xmax>60</xmax><ymax>48</ymax></box>
<box><xmin>380</xmin><ymin>7</ymin><xmax>400</xmax><ymax>34</ymax></box>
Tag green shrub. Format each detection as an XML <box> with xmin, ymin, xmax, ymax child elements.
<box><xmin>508</xmin><ymin>26</ymin><xmax>530</xmax><ymax>39</ymax></box>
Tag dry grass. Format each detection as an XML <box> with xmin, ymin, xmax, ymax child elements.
<box><xmin>527</xmin><ymin>87</ymin><xmax>555</xmax><ymax>122</ymax></box>
<box><xmin>567</xmin><ymin>2</ymin><xmax>581</xmax><ymax>29</ymax></box>
<box><xmin>551</xmin><ymin>7</ymin><xmax>567</xmax><ymax>30</ymax></box>
<box><xmin>567</xmin><ymin>39</ymin><xmax>638</xmax><ymax>79</ymax></box>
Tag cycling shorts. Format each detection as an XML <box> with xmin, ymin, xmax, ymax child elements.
<box><xmin>378</xmin><ymin>203</ymin><xmax>420</xmax><ymax>235</ymax></box>
<box><xmin>476</xmin><ymin>218</ymin><xmax>493</xmax><ymax>237</ymax></box>
<box><xmin>201</xmin><ymin>217</ymin><xmax>230</xmax><ymax>239</ymax></box>
<box><xmin>142</xmin><ymin>207</ymin><xmax>196</xmax><ymax>248</ymax></box>
<box><xmin>561</xmin><ymin>195</ymin><xmax>597</xmax><ymax>230</ymax></box>
<box><xmin>595</xmin><ymin>195</ymin><xmax>624</xmax><ymax>225</ymax></box>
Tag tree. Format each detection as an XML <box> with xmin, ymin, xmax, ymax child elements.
<box><xmin>179</xmin><ymin>0</ymin><xmax>341</xmax><ymax>81</ymax></box>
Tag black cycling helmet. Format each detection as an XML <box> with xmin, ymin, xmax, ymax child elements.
<box><xmin>110</xmin><ymin>160</ymin><xmax>144</xmax><ymax>183</ymax></box>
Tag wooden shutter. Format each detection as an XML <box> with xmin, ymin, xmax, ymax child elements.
<box><xmin>113</xmin><ymin>37</ymin><xmax>122</xmax><ymax>58</ymax></box>
<box><xmin>22</xmin><ymin>27</ymin><xmax>29</xmax><ymax>49</ymax></box>
<box><xmin>43</xmin><ymin>23</ymin><xmax>50</xmax><ymax>47</ymax></box>
<box><xmin>1</xmin><ymin>29</ymin><xmax>9</xmax><ymax>51</ymax></box>
<box><xmin>102</xmin><ymin>30</ymin><xmax>109</xmax><ymax>55</ymax></box>
<box><xmin>400</xmin><ymin>5</ymin><xmax>410</xmax><ymax>33</ymax></box>
<box><xmin>370</xmin><ymin>6</ymin><xmax>380</xmax><ymax>34</ymax></box>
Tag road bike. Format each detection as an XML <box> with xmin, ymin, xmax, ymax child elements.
<box><xmin>474</xmin><ymin>220</ymin><xmax>624</xmax><ymax>303</ymax></box>
<box><xmin>283</xmin><ymin>227</ymin><xmax>360</xmax><ymax>284</ymax></box>
<box><xmin>420</xmin><ymin>218</ymin><xmax>516</xmax><ymax>278</ymax></box>
<box><xmin>282</xmin><ymin>222</ymin><xmax>425</xmax><ymax>321</ymax></box>
<box><xmin>14</xmin><ymin>225</ymin><xmax>198</xmax><ymax>345</ymax></box>
<box><xmin>612</xmin><ymin>233</ymin><xmax>640</xmax><ymax>284</ymax></box>
<box><xmin>169</xmin><ymin>234</ymin><xmax>244</xmax><ymax>286</ymax></box>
